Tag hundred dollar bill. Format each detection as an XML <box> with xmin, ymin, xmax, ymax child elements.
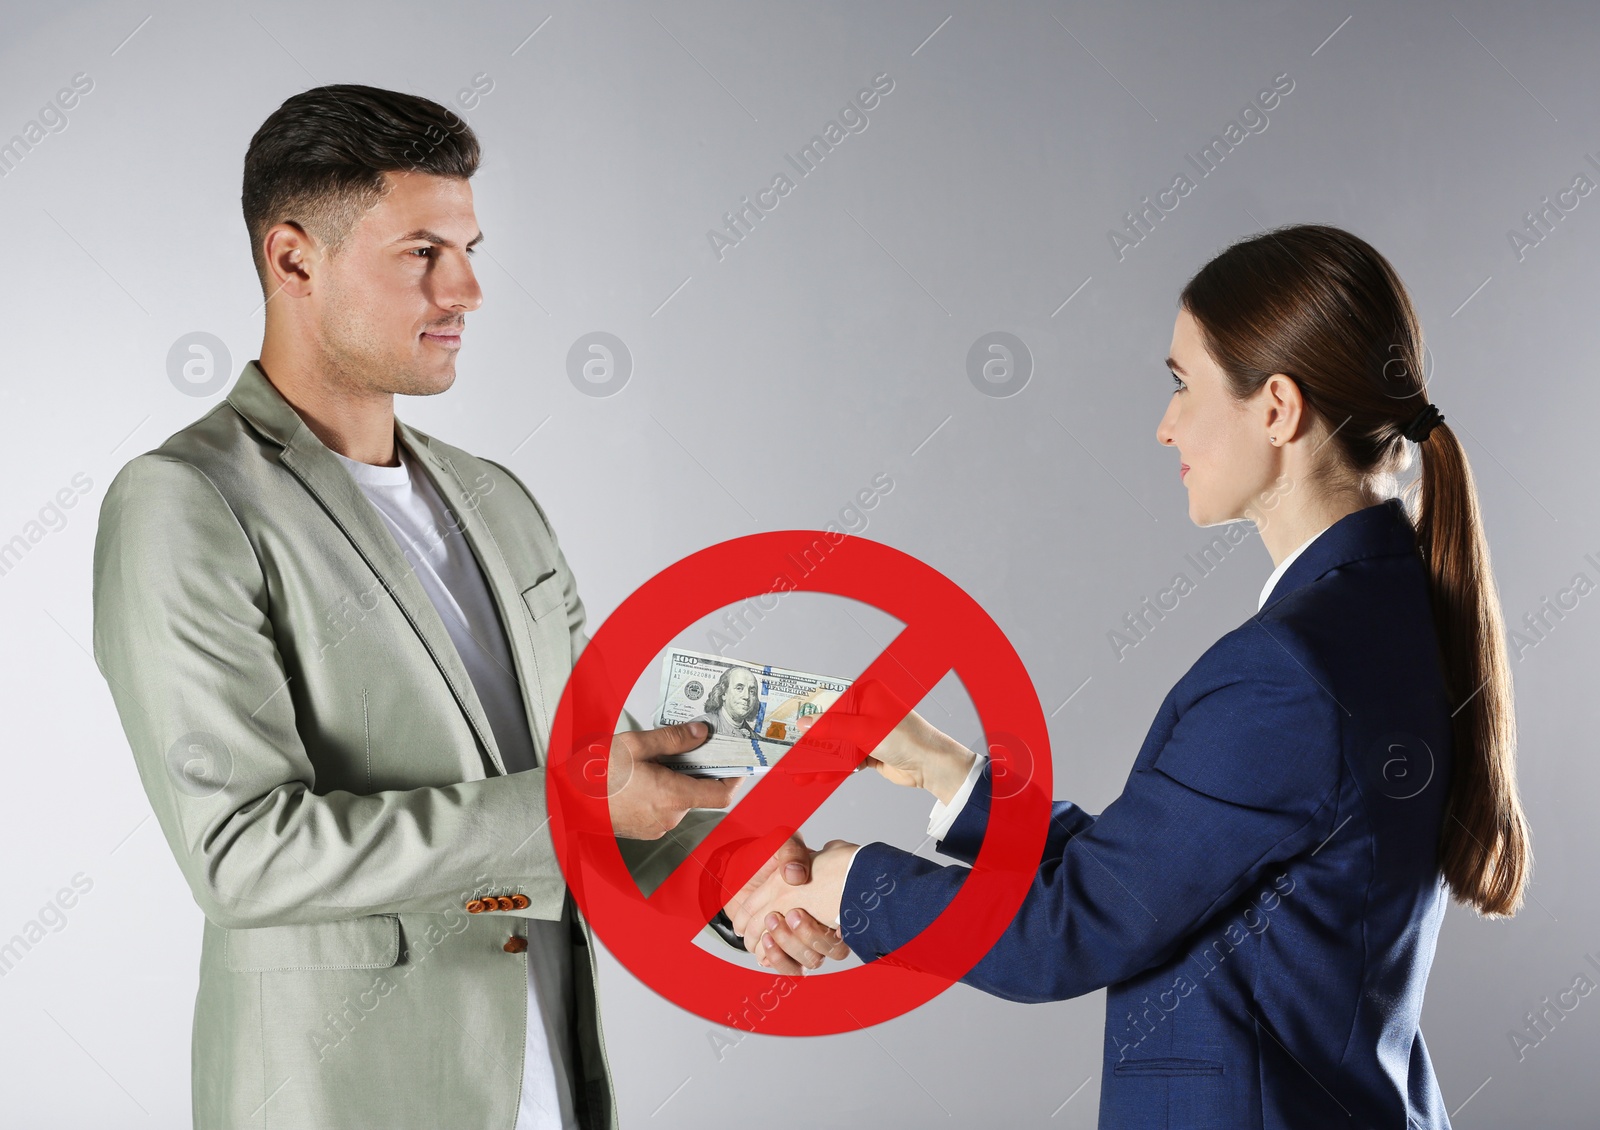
<box><xmin>654</xmin><ymin>647</ymin><xmax>853</xmax><ymax>777</ymax></box>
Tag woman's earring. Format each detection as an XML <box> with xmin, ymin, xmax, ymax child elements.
<box><xmin>1269</xmin><ymin>436</ymin><xmax>1277</xmax><ymax>444</ymax></box>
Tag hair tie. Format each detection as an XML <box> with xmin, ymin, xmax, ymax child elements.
<box><xmin>1402</xmin><ymin>402</ymin><xmax>1444</xmax><ymax>443</ymax></box>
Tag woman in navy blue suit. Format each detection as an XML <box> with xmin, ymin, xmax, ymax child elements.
<box><xmin>734</xmin><ymin>225</ymin><xmax>1531</xmax><ymax>1128</ymax></box>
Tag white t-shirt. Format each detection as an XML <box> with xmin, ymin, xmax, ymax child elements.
<box><xmin>333</xmin><ymin>444</ymin><xmax>579</xmax><ymax>1130</ymax></box>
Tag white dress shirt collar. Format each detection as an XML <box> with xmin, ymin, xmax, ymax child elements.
<box><xmin>1258</xmin><ymin>523</ymin><xmax>1333</xmax><ymax>610</ymax></box>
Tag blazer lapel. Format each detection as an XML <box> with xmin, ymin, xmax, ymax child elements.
<box><xmin>398</xmin><ymin>420</ymin><xmax>553</xmax><ymax>767</ymax></box>
<box><xmin>226</xmin><ymin>361</ymin><xmax>509</xmax><ymax>776</ymax></box>
<box><xmin>1259</xmin><ymin>498</ymin><xmax>1419</xmax><ymax>614</ymax></box>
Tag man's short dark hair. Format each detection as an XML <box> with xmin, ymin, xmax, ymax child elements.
<box><xmin>242</xmin><ymin>83</ymin><xmax>480</xmax><ymax>295</ymax></box>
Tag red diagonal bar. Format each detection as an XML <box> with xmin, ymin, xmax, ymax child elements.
<box><xmin>644</xmin><ymin>619</ymin><xmax>951</xmax><ymax>925</ymax></box>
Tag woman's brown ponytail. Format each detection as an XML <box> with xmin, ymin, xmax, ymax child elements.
<box><xmin>1409</xmin><ymin>417</ymin><xmax>1530</xmax><ymax>914</ymax></box>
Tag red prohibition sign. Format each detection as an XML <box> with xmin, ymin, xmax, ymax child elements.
<box><xmin>547</xmin><ymin>532</ymin><xmax>1052</xmax><ymax>1035</ymax></box>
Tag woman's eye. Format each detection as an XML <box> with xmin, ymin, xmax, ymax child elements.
<box><xmin>1170</xmin><ymin>371</ymin><xmax>1185</xmax><ymax>392</ymax></box>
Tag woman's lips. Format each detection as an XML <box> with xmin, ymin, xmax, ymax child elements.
<box><xmin>1180</xmin><ymin>463</ymin><xmax>1190</xmax><ymax>479</ymax></box>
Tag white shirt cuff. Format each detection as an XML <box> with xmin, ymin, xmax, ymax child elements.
<box><xmin>837</xmin><ymin>845</ymin><xmax>865</xmax><ymax>929</ymax></box>
<box><xmin>927</xmin><ymin>752</ymin><xmax>987</xmax><ymax>840</ymax></box>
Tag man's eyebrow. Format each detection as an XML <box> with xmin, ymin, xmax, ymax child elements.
<box><xmin>393</xmin><ymin>228</ymin><xmax>485</xmax><ymax>250</ymax></box>
<box><xmin>1165</xmin><ymin>356</ymin><xmax>1186</xmax><ymax>375</ymax></box>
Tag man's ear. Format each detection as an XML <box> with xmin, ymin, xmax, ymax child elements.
<box><xmin>262</xmin><ymin>221</ymin><xmax>318</xmax><ymax>299</ymax></box>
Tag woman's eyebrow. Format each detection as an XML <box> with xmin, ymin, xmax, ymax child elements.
<box><xmin>1166</xmin><ymin>357</ymin><xmax>1186</xmax><ymax>375</ymax></box>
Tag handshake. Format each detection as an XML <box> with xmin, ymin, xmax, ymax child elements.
<box><xmin>599</xmin><ymin>679</ymin><xmax>980</xmax><ymax>976</ymax></box>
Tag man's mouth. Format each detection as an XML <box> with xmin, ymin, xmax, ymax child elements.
<box><xmin>422</xmin><ymin>326</ymin><xmax>464</xmax><ymax>349</ymax></box>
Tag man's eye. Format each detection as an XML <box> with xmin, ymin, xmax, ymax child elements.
<box><xmin>411</xmin><ymin>247</ymin><xmax>433</xmax><ymax>258</ymax></box>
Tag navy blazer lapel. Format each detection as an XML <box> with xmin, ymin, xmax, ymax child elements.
<box><xmin>1258</xmin><ymin>498</ymin><xmax>1419</xmax><ymax>615</ymax></box>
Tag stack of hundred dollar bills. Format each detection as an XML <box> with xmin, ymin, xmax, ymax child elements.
<box><xmin>654</xmin><ymin>647</ymin><xmax>853</xmax><ymax>777</ymax></box>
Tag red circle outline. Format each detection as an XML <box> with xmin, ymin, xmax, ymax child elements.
<box><xmin>548</xmin><ymin>532</ymin><xmax>1052</xmax><ymax>1034</ymax></box>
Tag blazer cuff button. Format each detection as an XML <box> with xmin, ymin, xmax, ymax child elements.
<box><xmin>465</xmin><ymin>899</ymin><xmax>486</xmax><ymax>913</ymax></box>
<box><xmin>495</xmin><ymin>896</ymin><xmax>515</xmax><ymax>911</ymax></box>
<box><xmin>510</xmin><ymin>894</ymin><xmax>530</xmax><ymax>909</ymax></box>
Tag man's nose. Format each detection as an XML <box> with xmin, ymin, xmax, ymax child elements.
<box><xmin>439</xmin><ymin>254</ymin><xmax>484</xmax><ymax>312</ymax></box>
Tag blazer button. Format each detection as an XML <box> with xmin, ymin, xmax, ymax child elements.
<box><xmin>465</xmin><ymin>899</ymin><xmax>486</xmax><ymax>913</ymax></box>
<box><xmin>503</xmin><ymin>935</ymin><xmax>528</xmax><ymax>954</ymax></box>
<box><xmin>510</xmin><ymin>894</ymin><xmax>530</xmax><ymax>909</ymax></box>
<box><xmin>495</xmin><ymin>896</ymin><xmax>515</xmax><ymax>911</ymax></box>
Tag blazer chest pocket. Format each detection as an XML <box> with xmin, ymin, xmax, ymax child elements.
<box><xmin>520</xmin><ymin>570</ymin><xmax>564</xmax><ymax>621</ymax></box>
<box><xmin>224</xmin><ymin>914</ymin><xmax>401</xmax><ymax>972</ymax></box>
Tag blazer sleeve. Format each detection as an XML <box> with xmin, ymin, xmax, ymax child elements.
<box><xmin>92</xmin><ymin>455</ymin><xmax>687</xmax><ymax>930</ymax></box>
<box><xmin>936</xmin><ymin>790</ymin><xmax>1097</xmax><ymax>868</ymax></box>
<box><xmin>840</xmin><ymin>639</ymin><xmax>1343</xmax><ymax>1003</ymax></box>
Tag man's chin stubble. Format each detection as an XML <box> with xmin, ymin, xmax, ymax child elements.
<box><xmin>389</xmin><ymin>360</ymin><xmax>458</xmax><ymax>397</ymax></box>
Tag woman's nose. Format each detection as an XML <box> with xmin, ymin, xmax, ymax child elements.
<box><xmin>1155</xmin><ymin>403</ymin><xmax>1177</xmax><ymax>446</ymax></box>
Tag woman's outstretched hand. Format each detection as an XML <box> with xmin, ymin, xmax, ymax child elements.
<box><xmin>810</xmin><ymin>680</ymin><xmax>978</xmax><ymax>803</ymax></box>
<box><xmin>864</xmin><ymin>712</ymin><xmax>977</xmax><ymax>804</ymax></box>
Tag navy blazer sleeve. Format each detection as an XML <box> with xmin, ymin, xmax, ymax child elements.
<box><xmin>840</xmin><ymin>629</ymin><xmax>1344</xmax><ymax>1004</ymax></box>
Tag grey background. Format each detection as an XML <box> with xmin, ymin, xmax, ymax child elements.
<box><xmin>1</xmin><ymin>0</ymin><xmax>1596</xmax><ymax>1125</ymax></box>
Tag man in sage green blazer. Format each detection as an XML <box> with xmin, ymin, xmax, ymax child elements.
<box><xmin>90</xmin><ymin>83</ymin><xmax>843</xmax><ymax>1130</ymax></box>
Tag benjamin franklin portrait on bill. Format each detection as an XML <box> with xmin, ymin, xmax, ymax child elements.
<box><xmin>686</xmin><ymin>665</ymin><xmax>761</xmax><ymax>739</ymax></box>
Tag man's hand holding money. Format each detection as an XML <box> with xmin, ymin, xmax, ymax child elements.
<box><xmin>605</xmin><ymin>720</ymin><xmax>742</xmax><ymax>839</ymax></box>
